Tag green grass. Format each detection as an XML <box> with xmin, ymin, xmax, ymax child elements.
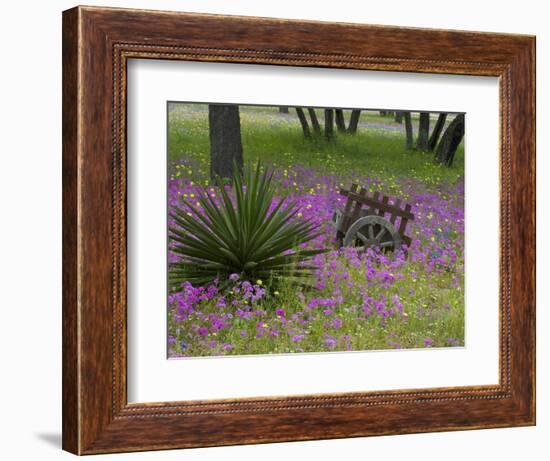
<box><xmin>168</xmin><ymin>252</ymin><xmax>464</xmax><ymax>356</ymax></box>
<box><xmin>167</xmin><ymin>104</ymin><xmax>464</xmax><ymax>188</ymax></box>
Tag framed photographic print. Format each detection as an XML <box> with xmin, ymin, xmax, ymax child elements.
<box><xmin>62</xmin><ymin>5</ymin><xmax>535</xmax><ymax>455</ymax></box>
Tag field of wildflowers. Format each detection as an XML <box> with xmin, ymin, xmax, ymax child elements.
<box><xmin>167</xmin><ymin>104</ymin><xmax>465</xmax><ymax>357</ymax></box>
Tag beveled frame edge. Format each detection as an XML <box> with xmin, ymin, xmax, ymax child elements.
<box><xmin>62</xmin><ymin>5</ymin><xmax>535</xmax><ymax>455</ymax></box>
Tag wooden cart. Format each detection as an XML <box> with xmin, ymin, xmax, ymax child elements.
<box><xmin>333</xmin><ymin>184</ymin><xmax>414</xmax><ymax>252</ymax></box>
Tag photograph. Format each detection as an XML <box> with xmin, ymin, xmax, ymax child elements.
<box><xmin>52</xmin><ymin>3</ymin><xmax>535</xmax><ymax>455</ymax></box>
<box><xmin>166</xmin><ymin>103</ymin><xmax>466</xmax><ymax>358</ymax></box>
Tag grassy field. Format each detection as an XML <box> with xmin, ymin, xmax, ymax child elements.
<box><xmin>168</xmin><ymin>105</ymin><xmax>464</xmax><ymax>187</ymax></box>
<box><xmin>167</xmin><ymin>104</ymin><xmax>465</xmax><ymax>357</ymax></box>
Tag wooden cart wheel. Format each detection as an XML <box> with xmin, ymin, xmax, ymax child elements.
<box><xmin>343</xmin><ymin>215</ymin><xmax>402</xmax><ymax>252</ymax></box>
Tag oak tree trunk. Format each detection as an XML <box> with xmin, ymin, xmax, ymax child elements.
<box><xmin>335</xmin><ymin>109</ymin><xmax>346</xmax><ymax>133</ymax></box>
<box><xmin>428</xmin><ymin>113</ymin><xmax>447</xmax><ymax>151</ymax></box>
<box><xmin>347</xmin><ymin>109</ymin><xmax>361</xmax><ymax>134</ymax></box>
<box><xmin>403</xmin><ymin>111</ymin><xmax>414</xmax><ymax>149</ymax></box>
<box><xmin>324</xmin><ymin>109</ymin><xmax>335</xmax><ymax>141</ymax></box>
<box><xmin>308</xmin><ymin>108</ymin><xmax>322</xmax><ymax>135</ymax></box>
<box><xmin>416</xmin><ymin>112</ymin><xmax>430</xmax><ymax>151</ymax></box>
<box><xmin>295</xmin><ymin>107</ymin><xmax>312</xmax><ymax>139</ymax></box>
<box><xmin>394</xmin><ymin>111</ymin><xmax>403</xmax><ymax>124</ymax></box>
<box><xmin>434</xmin><ymin>114</ymin><xmax>465</xmax><ymax>167</ymax></box>
<box><xmin>208</xmin><ymin>104</ymin><xmax>243</xmax><ymax>180</ymax></box>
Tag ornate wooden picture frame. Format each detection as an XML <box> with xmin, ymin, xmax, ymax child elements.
<box><xmin>62</xmin><ymin>5</ymin><xmax>535</xmax><ymax>455</ymax></box>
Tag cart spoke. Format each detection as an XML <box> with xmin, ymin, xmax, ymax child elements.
<box><xmin>356</xmin><ymin>231</ymin><xmax>369</xmax><ymax>244</ymax></box>
<box><xmin>375</xmin><ymin>228</ymin><xmax>386</xmax><ymax>242</ymax></box>
<box><xmin>368</xmin><ymin>225</ymin><xmax>374</xmax><ymax>240</ymax></box>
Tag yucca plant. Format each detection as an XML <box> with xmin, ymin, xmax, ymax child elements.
<box><xmin>169</xmin><ymin>162</ymin><xmax>326</xmax><ymax>290</ymax></box>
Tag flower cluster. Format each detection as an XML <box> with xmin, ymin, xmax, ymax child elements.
<box><xmin>168</xmin><ymin>164</ymin><xmax>464</xmax><ymax>357</ymax></box>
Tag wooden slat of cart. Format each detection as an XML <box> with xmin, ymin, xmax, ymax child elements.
<box><xmin>340</xmin><ymin>184</ymin><xmax>358</xmax><ymax>233</ymax></box>
<box><xmin>398</xmin><ymin>203</ymin><xmax>413</xmax><ymax>237</ymax></box>
<box><xmin>390</xmin><ymin>199</ymin><xmax>401</xmax><ymax>224</ymax></box>
<box><xmin>339</xmin><ymin>189</ymin><xmax>415</xmax><ymax>221</ymax></box>
<box><xmin>371</xmin><ymin>191</ymin><xmax>380</xmax><ymax>214</ymax></box>
<box><xmin>378</xmin><ymin>195</ymin><xmax>389</xmax><ymax>217</ymax></box>
<box><xmin>351</xmin><ymin>188</ymin><xmax>367</xmax><ymax>222</ymax></box>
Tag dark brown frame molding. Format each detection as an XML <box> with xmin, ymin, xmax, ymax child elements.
<box><xmin>62</xmin><ymin>5</ymin><xmax>536</xmax><ymax>455</ymax></box>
